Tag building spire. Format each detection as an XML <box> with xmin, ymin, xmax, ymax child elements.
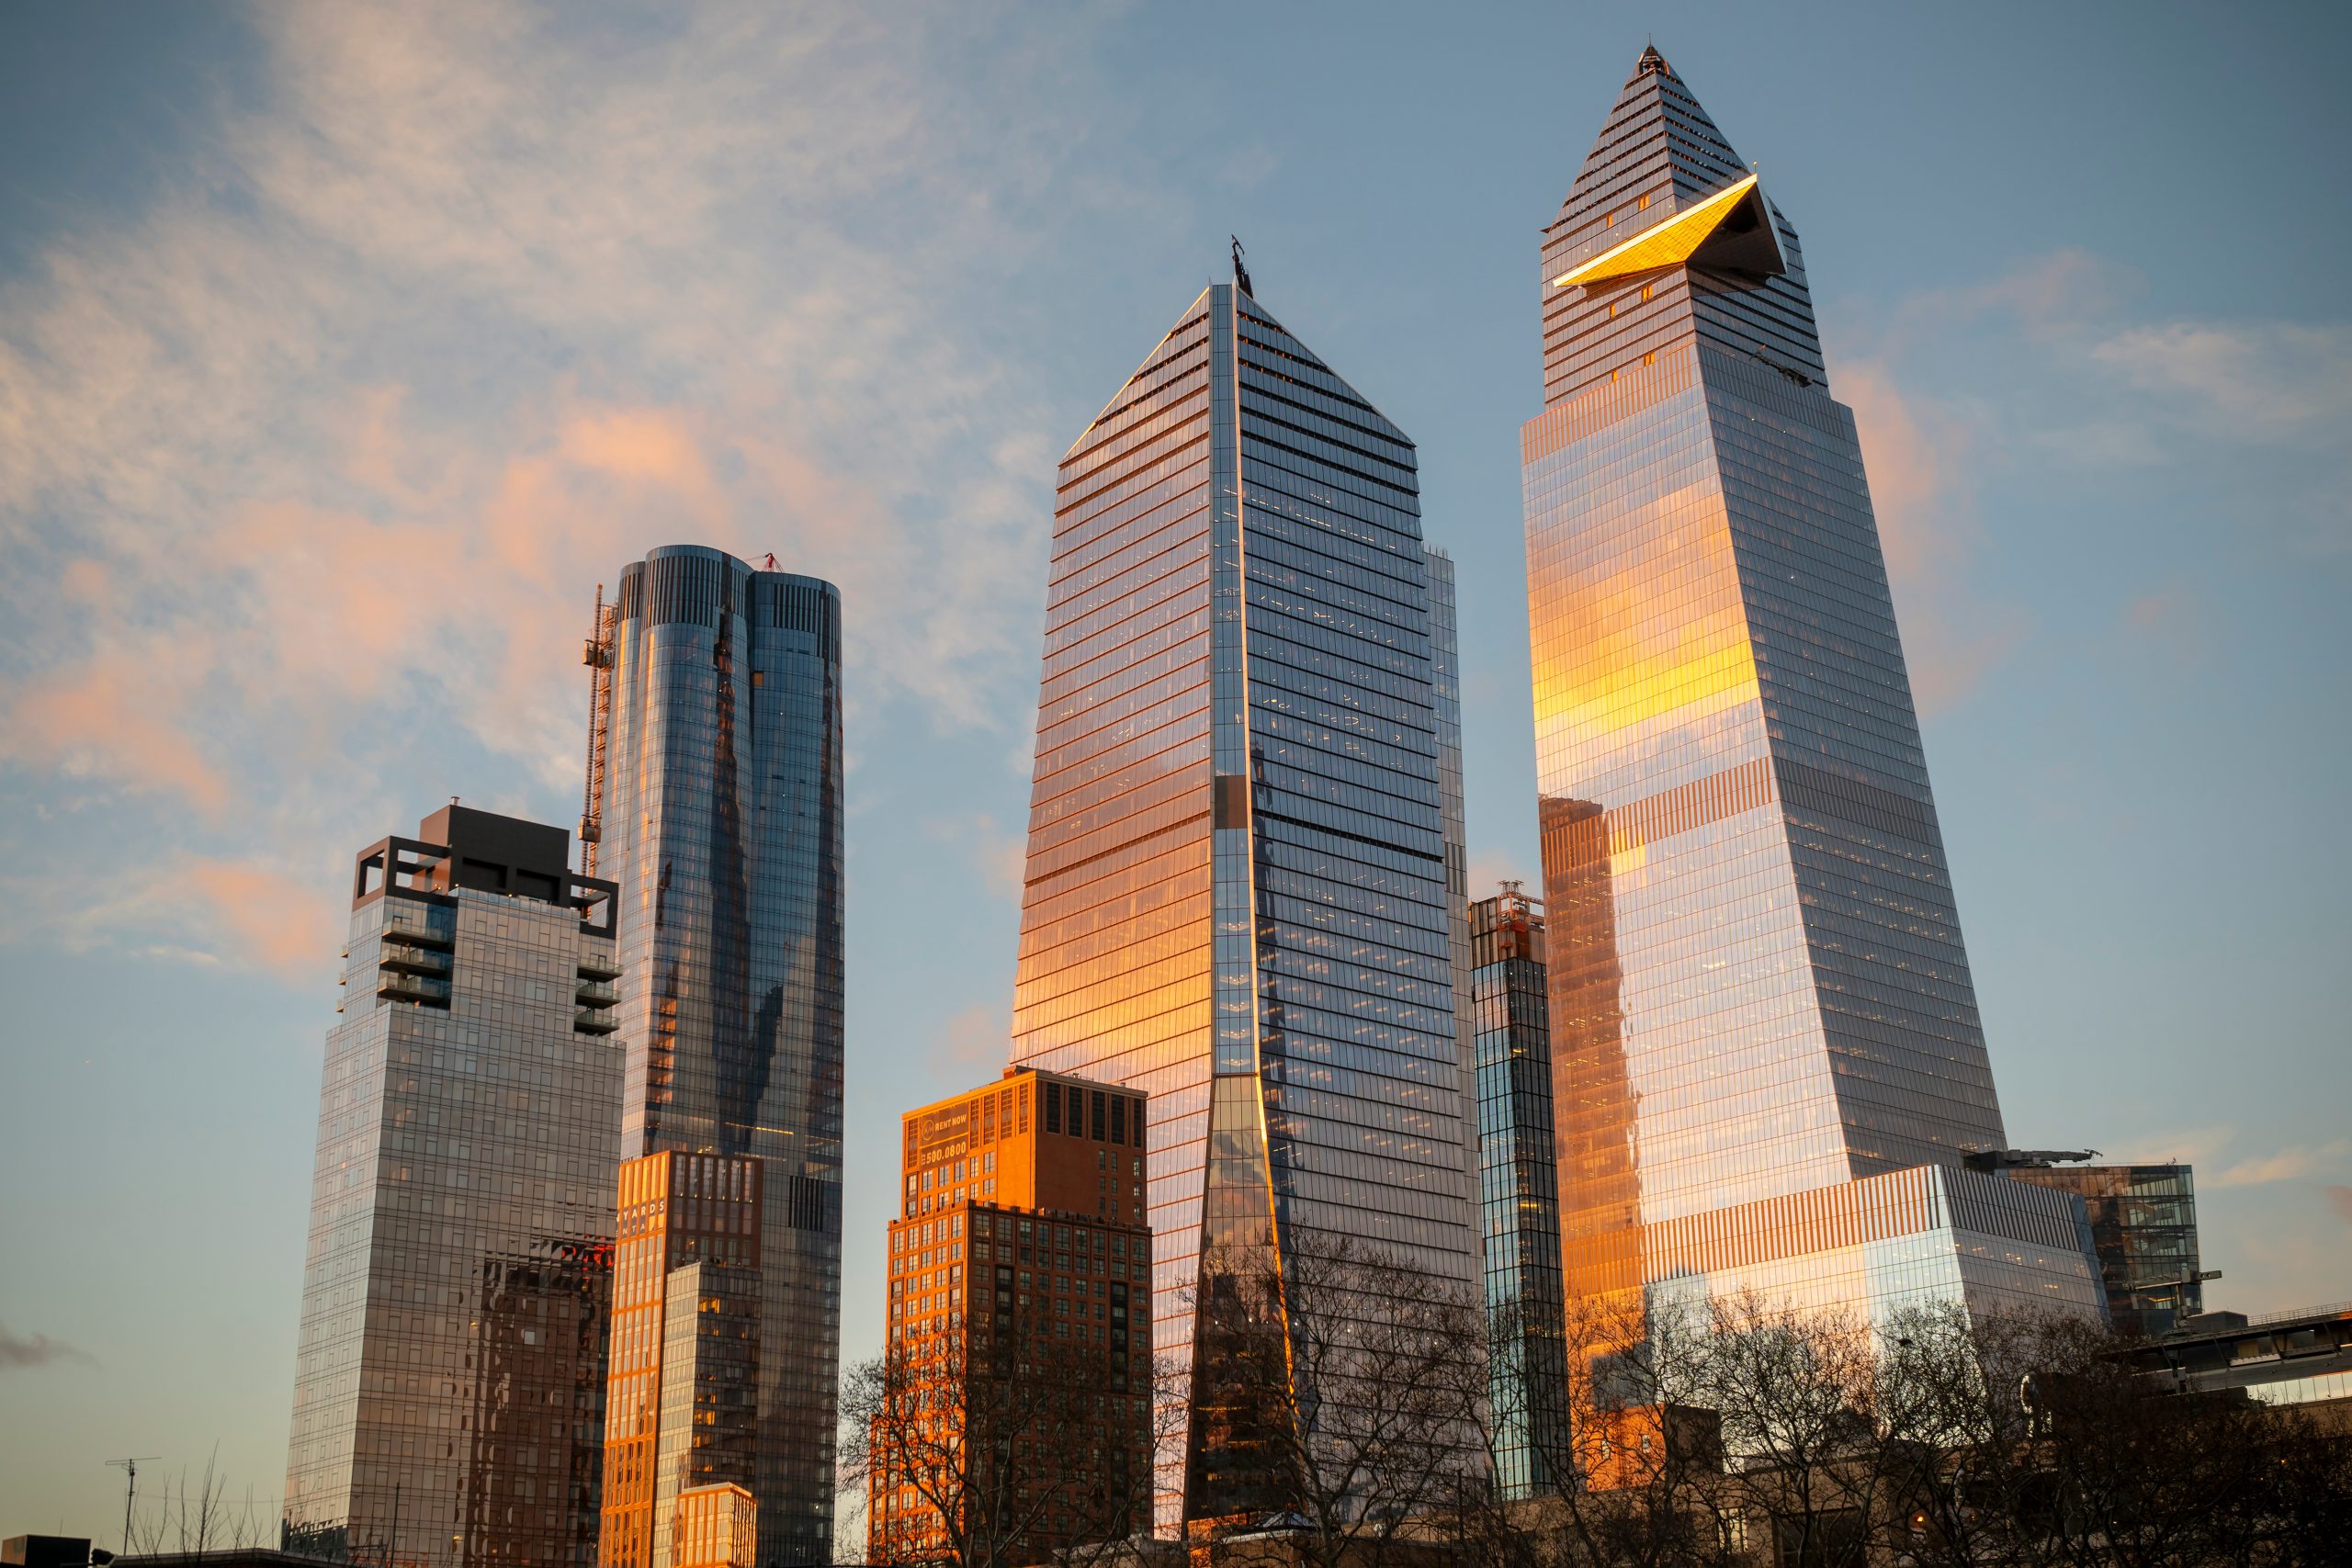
<box><xmin>1636</xmin><ymin>39</ymin><xmax>1670</xmax><ymax>76</ymax></box>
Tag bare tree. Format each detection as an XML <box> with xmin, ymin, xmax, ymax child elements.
<box><xmin>1186</xmin><ymin>1235</ymin><xmax>1489</xmax><ymax>1568</ymax></box>
<box><xmin>1458</xmin><ymin>1289</ymin><xmax>2352</xmax><ymax>1568</ymax></box>
<box><xmin>841</xmin><ymin>1306</ymin><xmax>1161</xmax><ymax>1568</ymax></box>
<box><xmin>1865</xmin><ymin>1303</ymin><xmax>2352</xmax><ymax>1568</ymax></box>
<box><xmin>124</xmin><ymin>1446</ymin><xmax>244</xmax><ymax>1558</ymax></box>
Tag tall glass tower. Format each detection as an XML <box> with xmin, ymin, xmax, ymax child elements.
<box><xmin>1467</xmin><ymin>886</ymin><xmax>1570</xmax><ymax>1499</ymax></box>
<box><xmin>595</xmin><ymin>547</ymin><xmax>845</xmax><ymax>1565</ymax></box>
<box><xmin>284</xmin><ymin>806</ymin><xmax>623</xmax><ymax>1568</ymax></box>
<box><xmin>1009</xmin><ymin>276</ymin><xmax>1481</xmax><ymax>1519</ymax></box>
<box><xmin>1524</xmin><ymin>48</ymin><xmax>2102</xmax><ymax>1323</ymax></box>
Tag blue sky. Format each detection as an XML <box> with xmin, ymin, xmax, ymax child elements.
<box><xmin>3</xmin><ymin>0</ymin><xmax>2346</xmax><ymax>1540</ymax></box>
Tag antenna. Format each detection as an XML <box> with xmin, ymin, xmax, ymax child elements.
<box><xmin>106</xmin><ymin>1457</ymin><xmax>160</xmax><ymax>1556</ymax></box>
<box><xmin>579</xmin><ymin>585</ymin><xmax>616</xmax><ymax>876</ymax></box>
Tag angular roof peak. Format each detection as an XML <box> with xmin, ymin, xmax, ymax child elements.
<box><xmin>1549</xmin><ymin>44</ymin><xmax>1750</xmax><ymax>236</ymax></box>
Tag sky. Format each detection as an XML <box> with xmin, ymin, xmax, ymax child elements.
<box><xmin>3</xmin><ymin>0</ymin><xmax>2348</xmax><ymax>1541</ymax></box>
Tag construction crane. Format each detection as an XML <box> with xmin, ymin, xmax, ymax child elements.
<box><xmin>579</xmin><ymin>585</ymin><xmax>616</xmax><ymax>876</ymax></box>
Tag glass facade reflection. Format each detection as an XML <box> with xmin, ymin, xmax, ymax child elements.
<box><xmin>598</xmin><ymin>548</ymin><xmax>845</xmax><ymax>1566</ymax></box>
<box><xmin>1009</xmin><ymin>279</ymin><xmax>1481</xmax><ymax>1521</ymax></box>
<box><xmin>2000</xmin><ymin>1161</ymin><xmax>2203</xmax><ymax>1335</ymax></box>
<box><xmin>284</xmin><ymin>807</ymin><xmax>624</xmax><ymax>1568</ymax></box>
<box><xmin>1468</xmin><ymin>888</ymin><xmax>1570</xmax><ymax>1500</ymax></box>
<box><xmin>1524</xmin><ymin>48</ymin><xmax>2097</xmax><ymax>1325</ymax></box>
<box><xmin>600</xmin><ymin>1153</ymin><xmax>763</xmax><ymax>1568</ymax></box>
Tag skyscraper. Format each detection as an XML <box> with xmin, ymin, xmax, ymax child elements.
<box><xmin>284</xmin><ymin>806</ymin><xmax>624</xmax><ymax>1568</ymax></box>
<box><xmin>1467</xmin><ymin>886</ymin><xmax>1570</xmax><ymax>1499</ymax></box>
<box><xmin>1007</xmin><ymin>272</ymin><xmax>1482</xmax><ymax>1518</ymax></box>
<box><xmin>594</xmin><ymin>547</ymin><xmax>846</xmax><ymax>1564</ymax></box>
<box><xmin>1523</xmin><ymin>48</ymin><xmax>2102</xmax><ymax>1322</ymax></box>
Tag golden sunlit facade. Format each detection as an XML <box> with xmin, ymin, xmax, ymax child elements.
<box><xmin>1007</xmin><ymin>276</ymin><xmax>1480</xmax><ymax>1520</ymax></box>
<box><xmin>1525</xmin><ymin>48</ymin><xmax>2101</xmax><ymax>1325</ymax></box>
<box><xmin>673</xmin><ymin>1485</ymin><xmax>756</xmax><ymax>1568</ymax></box>
<box><xmin>870</xmin><ymin>1069</ymin><xmax>1153</xmax><ymax>1563</ymax></box>
<box><xmin>600</xmin><ymin>1153</ymin><xmax>763</xmax><ymax>1568</ymax></box>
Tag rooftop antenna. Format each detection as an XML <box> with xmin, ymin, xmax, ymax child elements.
<box><xmin>1231</xmin><ymin>235</ymin><xmax>1253</xmax><ymax>299</ymax></box>
<box><xmin>107</xmin><ymin>1457</ymin><xmax>160</xmax><ymax>1556</ymax></box>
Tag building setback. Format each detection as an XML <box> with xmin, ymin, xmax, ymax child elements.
<box><xmin>283</xmin><ymin>806</ymin><xmax>623</xmax><ymax>1568</ymax></box>
<box><xmin>594</xmin><ymin>547</ymin><xmax>846</xmax><ymax>1565</ymax></box>
<box><xmin>872</xmin><ymin>1069</ymin><xmax>1153</xmax><ymax>1562</ymax></box>
<box><xmin>1522</xmin><ymin>47</ymin><xmax>2103</xmax><ymax>1323</ymax></box>
<box><xmin>1006</xmin><ymin>272</ymin><xmax>1482</xmax><ymax>1520</ymax></box>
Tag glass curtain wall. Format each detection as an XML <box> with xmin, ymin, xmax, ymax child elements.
<box><xmin>600</xmin><ymin>549</ymin><xmax>845</xmax><ymax>1565</ymax></box>
<box><xmin>1011</xmin><ymin>280</ymin><xmax>1480</xmax><ymax>1522</ymax></box>
<box><xmin>1525</xmin><ymin>48</ymin><xmax>2028</xmax><ymax>1323</ymax></box>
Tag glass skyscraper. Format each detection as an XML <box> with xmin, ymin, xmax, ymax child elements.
<box><xmin>595</xmin><ymin>547</ymin><xmax>845</xmax><ymax>1565</ymax></box>
<box><xmin>284</xmin><ymin>806</ymin><xmax>624</xmax><ymax>1568</ymax></box>
<box><xmin>1523</xmin><ymin>48</ymin><xmax>2102</xmax><ymax>1322</ymax></box>
<box><xmin>1467</xmin><ymin>887</ymin><xmax>1570</xmax><ymax>1499</ymax></box>
<box><xmin>1008</xmin><ymin>276</ymin><xmax>1482</xmax><ymax>1519</ymax></box>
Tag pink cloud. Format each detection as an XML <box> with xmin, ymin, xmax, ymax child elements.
<box><xmin>187</xmin><ymin>858</ymin><xmax>344</xmax><ymax>979</ymax></box>
<box><xmin>930</xmin><ymin>999</ymin><xmax>1012</xmax><ymax>1083</ymax></box>
<box><xmin>10</xmin><ymin>649</ymin><xmax>229</xmax><ymax>814</ymax></box>
<box><xmin>1840</xmin><ymin>362</ymin><xmax>2030</xmax><ymax>713</ymax></box>
<box><xmin>0</xmin><ymin>1</ymin><xmax>1092</xmax><ymax>973</ymax></box>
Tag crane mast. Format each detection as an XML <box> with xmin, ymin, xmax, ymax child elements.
<box><xmin>580</xmin><ymin>584</ymin><xmax>615</xmax><ymax>876</ymax></box>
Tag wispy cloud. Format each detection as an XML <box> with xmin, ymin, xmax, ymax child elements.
<box><xmin>2211</xmin><ymin>1139</ymin><xmax>2349</xmax><ymax>1190</ymax></box>
<box><xmin>1838</xmin><ymin>361</ymin><xmax>2028</xmax><ymax>715</ymax></box>
<box><xmin>0</xmin><ymin>2</ymin><xmax>1127</xmax><ymax>968</ymax></box>
<box><xmin>0</xmin><ymin>1325</ymin><xmax>93</xmax><ymax>1371</ymax></box>
<box><xmin>1832</xmin><ymin>249</ymin><xmax>2352</xmax><ymax>705</ymax></box>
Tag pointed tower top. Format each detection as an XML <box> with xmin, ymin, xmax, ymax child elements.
<box><xmin>1547</xmin><ymin>41</ymin><xmax>1748</xmax><ymax>239</ymax></box>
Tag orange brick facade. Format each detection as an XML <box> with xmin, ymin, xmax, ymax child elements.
<box><xmin>869</xmin><ymin>1069</ymin><xmax>1154</xmax><ymax>1562</ymax></box>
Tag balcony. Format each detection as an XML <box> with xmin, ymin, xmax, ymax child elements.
<box><xmin>379</xmin><ymin>945</ymin><xmax>453</xmax><ymax>977</ymax></box>
<box><xmin>379</xmin><ymin>972</ymin><xmax>453</xmax><ymax>1007</ymax></box>
<box><xmin>576</xmin><ymin>951</ymin><xmax>622</xmax><ymax>982</ymax></box>
<box><xmin>574</xmin><ymin>1008</ymin><xmax>619</xmax><ymax>1036</ymax></box>
<box><xmin>380</xmin><ymin>901</ymin><xmax>457</xmax><ymax>949</ymax></box>
<box><xmin>574</xmin><ymin>978</ymin><xmax>620</xmax><ymax>1007</ymax></box>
